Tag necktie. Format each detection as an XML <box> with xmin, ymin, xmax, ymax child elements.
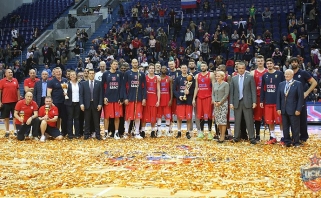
<box><xmin>90</xmin><ymin>81</ymin><xmax>94</xmax><ymax>100</ymax></box>
<box><xmin>239</xmin><ymin>75</ymin><xmax>244</xmax><ymax>100</ymax></box>
<box><xmin>285</xmin><ymin>81</ymin><xmax>290</xmax><ymax>96</ymax></box>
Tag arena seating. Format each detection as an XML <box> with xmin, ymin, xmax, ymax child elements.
<box><xmin>0</xmin><ymin>0</ymin><xmax>74</xmax><ymax>47</ymax></box>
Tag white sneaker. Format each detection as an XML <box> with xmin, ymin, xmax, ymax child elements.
<box><xmin>123</xmin><ymin>133</ymin><xmax>129</xmax><ymax>139</ymax></box>
<box><xmin>157</xmin><ymin>130</ymin><xmax>162</xmax><ymax>137</ymax></box>
<box><xmin>40</xmin><ymin>135</ymin><xmax>46</xmax><ymax>142</ymax></box>
<box><xmin>91</xmin><ymin>132</ymin><xmax>96</xmax><ymax>138</ymax></box>
<box><xmin>134</xmin><ymin>134</ymin><xmax>143</xmax><ymax>139</ymax></box>
<box><xmin>114</xmin><ymin>132</ymin><xmax>120</xmax><ymax>140</ymax></box>
<box><xmin>166</xmin><ymin>131</ymin><xmax>172</xmax><ymax>137</ymax></box>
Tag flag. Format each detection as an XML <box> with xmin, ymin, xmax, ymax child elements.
<box><xmin>181</xmin><ymin>0</ymin><xmax>197</xmax><ymax>9</ymax></box>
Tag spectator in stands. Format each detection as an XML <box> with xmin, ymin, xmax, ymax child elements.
<box><xmin>280</xmin><ymin>35</ymin><xmax>289</xmax><ymax>50</ymax></box>
<box><xmin>168</xmin><ymin>9</ymin><xmax>176</xmax><ymax>26</ymax></box>
<box><xmin>243</xmin><ymin>48</ymin><xmax>253</xmax><ymax>62</ymax></box>
<box><xmin>298</xmin><ymin>27</ymin><xmax>307</xmax><ymax>38</ymax></box>
<box><xmin>232</xmin><ymin>40</ymin><xmax>241</xmax><ymax>60</ymax></box>
<box><xmin>185</xmin><ymin>29</ymin><xmax>194</xmax><ymax>48</ymax></box>
<box><xmin>82</xmin><ymin>5</ymin><xmax>89</xmax><ymax>15</ymax></box>
<box><xmin>220</xmin><ymin>4</ymin><xmax>227</xmax><ymax>20</ymax></box>
<box><xmin>32</xmin><ymin>27</ymin><xmax>39</xmax><ymax>41</ymax></box>
<box><xmin>4</xmin><ymin>44</ymin><xmax>12</xmax><ymax>65</ymax></box>
<box><xmin>283</xmin><ymin>60</ymin><xmax>291</xmax><ymax>72</ymax></box>
<box><xmin>72</xmin><ymin>45</ymin><xmax>81</xmax><ymax>62</ymax></box>
<box><xmin>119</xmin><ymin>3</ymin><xmax>125</xmax><ymax>17</ymax></box>
<box><xmin>203</xmin><ymin>0</ymin><xmax>210</xmax><ymax>12</ymax></box>
<box><xmin>262</xmin><ymin>7</ymin><xmax>271</xmax><ymax>21</ymax></box>
<box><xmin>211</xmin><ymin>34</ymin><xmax>221</xmax><ymax>55</ymax></box>
<box><xmin>157</xmin><ymin>6</ymin><xmax>166</xmax><ymax>24</ymax></box>
<box><xmin>231</xmin><ymin>30</ymin><xmax>239</xmax><ymax>41</ymax></box>
<box><xmin>68</xmin><ymin>14</ymin><xmax>78</xmax><ymax>28</ymax></box>
<box><xmin>249</xmin><ymin>4</ymin><xmax>256</xmax><ymax>21</ymax></box>
<box><xmin>288</xmin><ymin>15</ymin><xmax>297</xmax><ymax>31</ymax></box>
<box><xmin>296</xmin><ymin>35</ymin><xmax>305</xmax><ymax>56</ymax></box>
<box><xmin>309</xmin><ymin>7</ymin><xmax>317</xmax><ymax>31</ymax></box>
<box><xmin>272</xmin><ymin>48</ymin><xmax>282</xmax><ymax>64</ymax></box>
<box><xmin>220</xmin><ymin>32</ymin><xmax>229</xmax><ymax>58</ymax></box>
<box><xmin>106</xmin><ymin>5</ymin><xmax>113</xmax><ymax>23</ymax></box>
<box><xmin>308</xmin><ymin>88</ymin><xmax>320</xmax><ymax>102</ymax></box>
<box><xmin>11</xmin><ymin>28</ymin><xmax>18</xmax><ymax>39</ymax></box>
<box><xmin>59</xmin><ymin>44</ymin><xmax>68</xmax><ymax>65</ymax></box>
<box><xmin>297</xmin><ymin>17</ymin><xmax>305</xmax><ymax>29</ymax></box>
<box><xmin>86</xmin><ymin>59</ymin><xmax>93</xmax><ymax>69</ymax></box>
<box><xmin>200</xmin><ymin>41</ymin><xmax>210</xmax><ymax>62</ymax></box>
<box><xmin>240</xmin><ymin>40</ymin><xmax>248</xmax><ymax>60</ymax></box>
<box><xmin>287</xmin><ymin>29</ymin><xmax>297</xmax><ymax>45</ymax></box>
<box><xmin>55</xmin><ymin>60</ymin><xmax>65</xmax><ymax>72</ymax></box>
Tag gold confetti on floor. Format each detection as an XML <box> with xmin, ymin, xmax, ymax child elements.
<box><xmin>0</xmin><ymin>129</ymin><xmax>321</xmax><ymax>197</ymax></box>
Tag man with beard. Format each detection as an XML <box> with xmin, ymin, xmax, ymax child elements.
<box><xmin>289</xmin><ymin>57</ymin><xmax>317</xmax><ymax>143</ymax></box>
<box><xmin>157</xmin><ymin>65</ymin><xmax>173</xmax><ymax>136</ymax></box>
<box><xmin>250</xmin><ymin>55</ymin><xmax>268</xmax><ymax>141</ymax></box>
<box><xmin>122</xmin><ymin>59</ymin><xmax>147</xmax><ymax>139</ymax></box>
<box><xmin>102</xmin><ymin>60</ymin><xmax>123</xmax><ymax>140</ymax></box>
<box><xmin>167</xmin><ymin>60</ymin><xmax>181</xmax><ymax>133</ymax></box>
<box><xmin>260</xmin><ymin>58</ymin><xmax>284</xmax><ymax>144</ymax></box>
<box><xmin>192</xmin><ymin>62</ymin><xmax>215</xmax><ymax>139</ymax></box>
<box><xmin>173</xmin><ymin>64</ymin><xmax>194</xmax><ymax>139</ymax></box>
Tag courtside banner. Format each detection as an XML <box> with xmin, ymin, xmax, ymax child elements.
<box><xmin>181</xmin><ymin>0</ymin><xmax>197</xmax><ymax>9</ymax></box>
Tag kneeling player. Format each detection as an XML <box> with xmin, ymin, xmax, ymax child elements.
<box><xmin>38</xmin><ymin>96</ymin><xmax>63</xmax><ymax>142</ymax></box>
<box><xmin>173</xmin><ymin>65</ymin><xmax>194</xmax><ymax>139</ymax></box>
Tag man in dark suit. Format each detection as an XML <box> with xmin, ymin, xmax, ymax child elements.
<box><xmin>80</xmin><ymin>69</ymin><xmax>103</xmax><ymax>140</ymax></box>
<box><xmin>276</xmin><ymin>69</ymin><xmax>304</xmax><ymax>147</ymax></box>
<box><xmin>229</xmin><ymin>62</ymin><xmax>257</xmax><ymax>144</ymax></box>
<box><xmin>33</xmin><ymin>70</ymin><xmax>49</xmax><ymax>107</ymax></box>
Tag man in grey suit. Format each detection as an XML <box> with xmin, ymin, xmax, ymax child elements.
<box><xmin>80</xmin><ymin>69</ymin><xmax>103</xmax><ymax>140</ymax></box>
<box><xmin>229</xmin><ymin>62</ymin><xmax>257</xmax><ymax>144</ymax></box>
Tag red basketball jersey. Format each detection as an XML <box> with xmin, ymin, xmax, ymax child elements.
<box><xmin>146</xmin><ymin>75</ymin><xmax>158</xmax><ymax>106</ymax></box>
<box><xmin>160</xmin><ymin>76</ymin><xmax>171</xmax><ymax>107</ymax></box>
<box><xmin>254</xmin><ymin>68</ymin><xmax>268</xmax><ymax>96</ymax></box>
<box><xmin>197</xmin><ymin>72</ymin><xmax>212</xmax><ymax>99</ymax></box>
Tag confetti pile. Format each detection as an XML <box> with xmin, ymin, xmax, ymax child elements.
<box><xmin>0</xmin><ymin>130</ymin><xmax>321</xmax><ymax>197</ymax></box>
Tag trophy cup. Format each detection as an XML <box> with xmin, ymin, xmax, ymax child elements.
<box><xmin>20</xmin><ymin>110</ymin><xmax>25</xmax><ymax>125</ymax></box>
<box><xmin>61</xmin><ymin>82</ymin><xmax>69</xmax><ymax>99</ymax></box>
<box><xmin>183</xmin><ymin>75</ymin><xmax>193</xmax><ymax>101</ymax></box>
<box><xmin>45</xmin><ymin>105</ymin><xmax>49</xmax><ymax>115</ymax></box>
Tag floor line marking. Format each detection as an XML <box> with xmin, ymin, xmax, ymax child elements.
<box><xmin>93</xmin><ymin>187</ymin><xmax>113</xmax><ymax>197</ymax></box>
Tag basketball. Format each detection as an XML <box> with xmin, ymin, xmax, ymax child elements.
<box><xmin>186</xmin><ymin>75</ymin><xmax>193</xmax><ymax>81</ymax></box>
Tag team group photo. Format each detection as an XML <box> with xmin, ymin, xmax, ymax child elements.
<box><xmin>0</xmin><ymin>0</ymin><xmax>321</xmax><ymax>196</ymax></box>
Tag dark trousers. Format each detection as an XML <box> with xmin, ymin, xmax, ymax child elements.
<box><xmin>282</xmin><ymin>112</ymin><xmax>300</xmax><ymax>145</ymax></box>
<box><xmin>299</xmin><ymin>103</ymin><xmax>308</xmax><ymax>141</ymax></box>
<box><xmin>17</xmin><ymin>118</ymin><xmax>40</xmax><ymax>141</ymax></box>
<box><xmin>40</xmin><ymin>97</ymin><xmax>45</xmax><ymax>107</ymax></box>
<box><xmin>233</xmin><ymin>100</ymin><xmax>255</xmax><ymax>141</ymax></box>
<box><xmin>240</xmin><ymin>112</ymin><xmax>248</xmax><ymax>140</ymax></box>
<box><xmin>54</xmin><ymin>103</ymin><xmax>68</xmax><ymax>136</ymax></box>
<box><xmin>66</xmin><ymin>102</ymin><xmax>80</xmax><ymax>137</ymax></box>
<box><xmin>79</xmin><ymin>110</ymin><xmax>84</xmax><ymax>136</ymax></box>
<box><xmin>84</xmin><ymin>102</ymin><xmax>101</xmax><ymax>138</ymax></box>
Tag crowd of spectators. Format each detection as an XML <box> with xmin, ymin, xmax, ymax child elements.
<box><xmin>1</xmin><ymin>0</ymin><xmax>321</xmax><ymax>102</ymax></box>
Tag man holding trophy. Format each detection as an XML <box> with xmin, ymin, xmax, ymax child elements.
<box><xmin>173</xmin><ymin>64</ymin><xmax>195</xmax><ymax>139</ymax></box>
<box><xmin>38</xmin><ymin>96</ymin><xmax>63</xmax><ymax>142</ymax></box>
<box><xmin>47</xmin><ymin>67</ymin><xmax>68</xmax><ymax>136</ymax></box>
<box><xmin>14</xmin><ymin>92</ymin><xmax>40</xmax><ymax>141</ymax></box>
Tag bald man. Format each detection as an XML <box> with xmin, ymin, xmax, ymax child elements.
<box><xmin>276</xmin><ymin>69</ymin><xmax>304</xmax><ymax>147</ymax></box>
<box><xmin>24</xmin><ymin>69</ymin><xmax>39</xmax><ymax>93</ymax></box>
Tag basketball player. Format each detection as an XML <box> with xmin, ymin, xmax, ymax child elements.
<box><xmin>173</xmin><ymin>65</ymin><xmax>195</xmax><ymax>139</ymax></box>
<box><xmin>290</xmin><ymin>57</ymin><xmax>317</xmax><ymax>143</ymax></box>
<box><xmin>102</xmin><ymin>60</ymin><xmax>123</xmax><ymax>140</ymax></box>
<box><xmin>250</xmin><ymin>55</ymin><xmax>268</xmax><ymax>141</ymax></box>
<box><xmin>156</xmin><ymin>65</ymin><xmax>173</xmax><ymax>136</ymax></box>
<box><xmin>188</xmin><ymin>59</ymin><xmax>202</xmax><ymax>136</ymax></box>
<box><xmin>168</xmin><ymin>61</ymin><xmax>181</xmax><ymax>133</ymax></box>
<box><xmin>260</xmin><ymin>58</ymin><xmax>284</xmax><ymax>144</ymax></box>
<box><xmin>141</xmin><ymin>64</ymin><xmax>160</xmax><ymax>138</ymax></box>
<box><xmin>192</xmin><ymin>62</ymin><xmax>215</xmax><ymax>139</ymax></box>
<box><xmin>122</xmin><ymin>59</ymin><xmax>147</xmax><ymax>139</ymax></box>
